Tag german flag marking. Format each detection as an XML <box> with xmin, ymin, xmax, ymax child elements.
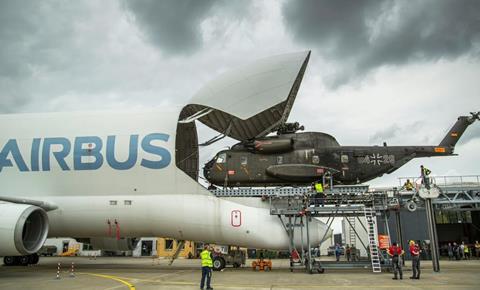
<box><xmin>434</xmin><ymin>147</ymin><xmax>446</xmax><ymax>153</ymax></box>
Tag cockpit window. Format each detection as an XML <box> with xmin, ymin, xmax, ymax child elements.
<box><xmin>216</xmin><ymin>153</ymin><xmax>227</xmax><ymax>164</ymax></box>
<box><xmin>240</xmin><ymin>156</ymin><xmax>248</xmax><ymax>165</ymax></box>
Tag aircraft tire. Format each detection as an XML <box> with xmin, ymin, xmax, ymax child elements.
<box><xmin>212</xmin><ymin>256</ymin><xmax>225</xmax><ymax>271</ymax></box>
<box><xmin>3</xmin><ymin>256</ymin><xmax>16</xmax><ymax>266</ymax></box>
<box><xmin>29</xmin><ymin>254</ymin><xmax>40</xmax><ymax>265</ymax></box>
<box><xmin>19</xmin><ymin>256</ymin><xmax>29</xmax><ymax>266</ymax></box>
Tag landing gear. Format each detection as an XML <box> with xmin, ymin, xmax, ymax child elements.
<box><xmin>3</xmin><ymin>254</ymin><xmax>39</xmax><ymax>266</ymax></box>
<box><xmin>18</xmin><ymin>256</ymin><xmax>29</xmax><ymax>266</ymax></box>
<box><xmin>309</xmin><ymin>260</ymin><xmax>325</xmax><ymax>274</ymax></box>
<box><xmin>29</xmin><ymin>253</ymin><xmax>40</xmax><ymax>265</ymax></box>
<box><xmin>3</xmin><ymin>256</ymin><xmax>15</xmax><ymax>266</ymax></box>
<box><xmin>212</xmin><ymin>256</ymin><xmax>226</xmax><ymax>271</ymax></box>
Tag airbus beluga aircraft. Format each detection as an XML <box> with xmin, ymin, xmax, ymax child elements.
<box><xmin>0</xmin><ymin>51</ymin><xmax>331</xmax><ymax>266</ymax></box>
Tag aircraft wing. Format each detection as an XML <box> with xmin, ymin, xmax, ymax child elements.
<box><xmin>181</xmin><ymin>51</ymin><xmax>311</xmax><ymax>141</ymax></box>
<box><xmin>0</xmin><ymin>196</ymin><xmax>58</xmax><ymax>211</ymax></box>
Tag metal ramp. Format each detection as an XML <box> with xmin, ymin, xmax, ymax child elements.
<box><xmin>364</xmin><ymin>206</ymin><xmax>381</xmax><ymax>273</ymax></box>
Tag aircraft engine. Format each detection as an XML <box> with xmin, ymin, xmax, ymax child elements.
<box><xmin>245</xmin><ymin>138</ymin><xmax>293</xmax><ymax>154</ymax></box>
<box><xmin>89</xmin><ymin>237</ymin><xmax>138</xmax><ymax>251</ymax></box>
<box><xmin>0</xmin><ymin>203</ymin><xmax>49</xmax><ymax>256</ymax></box>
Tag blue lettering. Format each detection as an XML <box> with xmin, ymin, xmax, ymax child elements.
<box><xmin>140</xmin><ymin>133</ymin><xmax>171</xmax><ymax>169</ymax></box>
<box><xmin>0</xmin><ymin>139</ymin><xmax>29</xmax><ymax>172</ymax></box>
<box><xmin>73</xmin><ymin>136</ymin><xmax>103</xmax><ymax>170</ymax></box>
<box><xmin>0</xmin><ymin>133</ymin><xmax>172</xmax><ymax>173</ymax></box>
<box><xmin>106</xmin><ymin>135</ymin><xmax>138</xmax><ymax>170</ymax></box>
<box><xmin>42</xmin><ymin>137</ymin><xmax>71</xmax><ymax>171</ymax></box>
<box><xmin>31</xmin><ymin>138</ymin><xmax>41</xmax><ymax>171</ymax></box>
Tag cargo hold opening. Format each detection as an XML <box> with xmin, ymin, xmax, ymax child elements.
<box><xmin>176</xmin><ymin>107</ymin><xmax>199</xmax><ymax>181</ymax></box>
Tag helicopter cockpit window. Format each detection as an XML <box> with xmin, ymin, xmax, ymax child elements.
<box><xmin>312</xmin><ymin>155</ymin><xmax>319</xmax><ymax>164</ymax></box>
<box><xmin>216</xmin><ymin>153</ymin><xmax>227</xmax><ymax>164</ymax></box>
<box><xmin>240</xmin><ymin>156</ymin><xmax>248</xmax><ymax>165</ymax></box>
<box><xmin>341</xmin><ymin>154</ymin><xmax>349</xmax><ymax>163</ymax></box>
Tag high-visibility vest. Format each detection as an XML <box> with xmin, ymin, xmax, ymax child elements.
<box><xmin>423</xmin><ymin>167</ymin><xmax>431</xmax><ymax>176</ymax></box>
<box><xmin>315</xmin><ymin>183</ymin><xmax>323</xmax><ymax>193</ymax></box>
<box><xmin>201</xmin><ymin>250</ymin><xmax>213</xmax><ymax>267</ymax></box>
<box><xmin>405</xmin><ymin>182</ymin><xmax>413</xmax><ymax>190</ymax></box>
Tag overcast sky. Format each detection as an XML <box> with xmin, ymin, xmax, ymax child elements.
<box><xmin>1</xmin><ymin>0</ymin><xmax>479</xmax><ymax>190</ymax></box>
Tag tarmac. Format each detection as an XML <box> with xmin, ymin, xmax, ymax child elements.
<box><xmin>1</xmin><ymin>256</ymin><xmax>479</xmax><ymax>290</ymax></box>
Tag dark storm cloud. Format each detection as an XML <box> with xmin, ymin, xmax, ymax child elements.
<box><xmin>0</xmin><ymin>0</ymin><xmax>109</xmax><ymax>113</ymax></box>
<box><xmin>123</xmin><ymin>0</ymin><xmax>219</xmax><ymax>55</ymax></box>
<box><xmin>368</xmin><ymin>121</ymin><xmax>425</xmax><ymax>144</ymax></box>
<box><xmin>283</xmin><ymin>0</ymin><xmax>480</xmax><ymax>87</ymax></box>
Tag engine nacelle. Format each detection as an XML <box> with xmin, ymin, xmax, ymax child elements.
<box><xmin>89</xmin><ymin>237</ymin><xmax>138</xmax><ymax>251</ymax></box>
<box><xmin>246</xmin><ymin>138</ymin><xmax>294</xmax><ymax>154</ymax></box>
<box><xmin>0</xmin><ymin>203</ymin><xmax>49</xmax><ymax>256</ymax></box>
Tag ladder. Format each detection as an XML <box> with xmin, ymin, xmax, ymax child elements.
<box><xmin>364</xmin><ymin>206</ymin><xmax>381</xmax><ymax>273</ymax></box>
<box><xmin>168</xmin><ymin>240</ymin><xmax>185</xmax><ymax>266</ymax></box>
<box><xmin>347</xmin><ymin>217</ymin><xmax>356</xmax><ymax>248</ymax></box>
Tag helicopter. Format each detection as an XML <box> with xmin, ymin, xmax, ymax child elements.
<box><xmin>204</xmin><ymin>112</ymin><xmax>479</xmax><ymax>187</ymax></box>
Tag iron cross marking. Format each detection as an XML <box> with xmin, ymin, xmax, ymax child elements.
<box><xmin>370</xmin><ymin>153</ymin><xmax>383</xmax><ymax>166</ymax></box>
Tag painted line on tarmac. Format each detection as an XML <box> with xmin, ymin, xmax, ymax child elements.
<box><xmin>79</xmin><ymin>273</ymin><xmax>136</xmax><ymax>290</ymax></box>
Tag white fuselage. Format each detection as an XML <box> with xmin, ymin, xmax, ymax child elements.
<box><xmin>0</xmin><ymin>108</ymin><xmax>329</xmax><ymax>250</ymax></box>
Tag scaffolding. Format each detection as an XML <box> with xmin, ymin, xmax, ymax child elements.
<box><xmin>211</xmin><ymin>175</ymin><xmax>480</xmax><ymax>274</ymax></box>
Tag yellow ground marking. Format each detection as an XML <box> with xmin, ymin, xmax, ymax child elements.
<box><xmin>79</xmin><ymin>273</ymin><xmax>135</xmax><ymax>290</ymax></box>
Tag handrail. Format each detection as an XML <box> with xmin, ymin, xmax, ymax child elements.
<box><xmin>398</xmin><ymin>175</ymin><xmax>480</xmax><ymax>189</ymax></box>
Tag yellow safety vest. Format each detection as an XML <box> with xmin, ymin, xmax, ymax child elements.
<box><xmin>315</xmin><ymin>183</ymin><xmax>323</xmax><ymax>193</ymax></box>
<box><xmin>405</xmin><ymin>182</ymin><xmax>413</xmax><ymax>190</ymax></box>
<box><xmin>423</xmin><ymin>167</ymin><xmax>431</xmax><ymax>176</ymax></box>
<box><xmin>201</xmin><ymin>250</ymin><xmax>213</xmax><ymax>267</ymax></box>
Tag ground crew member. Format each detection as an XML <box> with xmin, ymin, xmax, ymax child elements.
<box><xmin>475</xmin><ymin>241</ymin><xmax>480</xmax><ymax>258</ymax></box>
<box><xmin>335</xmin><ymin>244</ymin><xmax>342</xmax><ymax>262</ymax></box>
<box><xmin>464</xmin><ymin>242</ymin><xmax>470</xmax><ymax>260</ymax></box>
<box><xmin>403</xmin><ymin>179</ymin><xmax>414</xmax><ymax>191</ymax></box>
<box><xmin>388</xmin><ymin>242</ymin><xmax>404</xmax><ymax>280</ymax></box>
<box><xmin>345</xmin><ymin>245</ymin><xmax>351</xmax><ymax>262</ymax></box>
<box><xmin>200</xmin><ymin>244</ymin><xmax>213</xmax><ymax>290</ymax></box>
<box><xmin>314</xmin><ymin>181</ymin><xmax>323</xmax><ymax>193</ymax></box>
<box><xmin>420</xmin><ymin>165</ymin><xmax>431</xmax><ymax>189</ymax></box>
<box><xmin>314</xmin><ymin>181</ymin><xmax>325</xmax><ymax>207</ymax></box>
<box><xmin>409</xmin><ymin>241</ymin><xmax>421</xmax><ymax>279</ymax></box>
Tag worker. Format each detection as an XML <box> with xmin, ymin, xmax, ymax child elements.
<box><xmin>200</xmin><ymin>244</ymin><xmax>214</xmax><ymax>290</ymax></box>
<box><xmin>463</xmin><ymin>242</ymin><xmax>470</xmax><ymax>260</ymax></box>
<box><xmin>420</xmin><ymin>165</ymin><xmax>431</xmax><ymax>189</ymax></box>
<box><xmin>409</xmin><ymin>241</ymin><xmax>421</xmax><ymax>279</ymax></box>
<box><xmin>345</xmin><ymin>245</ymin><xmax>351</xmax><ymax>262</ymax></box>
<box><xmin>475</xmin><ymin>241</ymin><xmax>480</xmax><ymax>259</ymax></box>
<box><xmin>388</xmin><ymin>242</ymin><xmax>404</xmax><ymax>280</ymax></box>
<box><xmin>403</xmin><ymin>179</ymin><xmax>414</xmax><ymax>191</ymax></box>
<box><xmin>335</xmin><ymin>244</ymin><xmax>342</xmax><ymax>262</ymax></box>
<box><xmin>314</xmin><ymin>181</ymin><xmax>325</xmax><ymax>207</ymax></box>
<box><xmin>314</xmin><ymin>181</ymin><xmax>323</xmax><ymax>193</ymax></box>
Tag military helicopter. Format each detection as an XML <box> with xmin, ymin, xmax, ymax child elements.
<box><xmin>204</xmin><ymin>112</ymin><xmax>479</xmax><ymax>187</ymax></box>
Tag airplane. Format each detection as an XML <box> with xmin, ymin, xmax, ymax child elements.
<box><xmin>204</xmin><ymin>113</ymin><xmax>479</xmax><ymax>187</ymax></box>
<box><xmin>0</xmin><ymin>51</ymin><xmax>331</xmax><ymax>268</ymax></box>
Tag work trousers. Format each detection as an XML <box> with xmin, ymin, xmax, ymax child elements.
<box><xmin>392</xmin><ymin>256</ymin><xmax>403</xmax><ymax>279</ymax></box>
<box><xmin>200</xmin><ymin>266</ymin><xmax>212</xmax><ymax>289</ymax></box>
<box><xmin>412</xmin><ymin>256</ymin><xmax>420</xmax><ymax>278</ymax></box>
<box><xmin>421</xmin><ymin>175</ymin><xmax>430</xmax><ymax>189</ymax></box>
